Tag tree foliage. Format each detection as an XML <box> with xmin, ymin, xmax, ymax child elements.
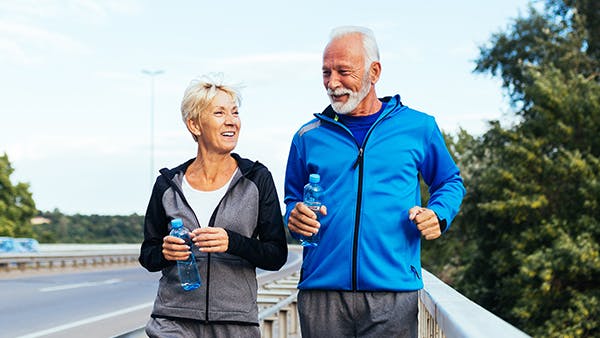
<box><xmin>32</xmin><ymin>209</ymin><xmax>144</xmax><ymax>244</ymax></box>
<box><xmin>439</xmin><ymin>1</ymin><xmax>600</xmax><ymax>336</ymax></box>
<box><xmin>0</xmin><ymin>153</ymin><xmax>36</xmax><ymax>237</ymax></box>
<box><xmin>474</xmin><ymin>0</ymin><xmax>599</xmax><ymax>107</ymax></box>
<box><xmin>421</xmin><ymin>130</ymin><xmax>478</xmax><ymax>283</ymax></box>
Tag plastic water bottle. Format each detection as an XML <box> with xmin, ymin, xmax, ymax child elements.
<box><xmin>301</xmin><ymin>173</ymin><xmax>323</xmax><ymax>247</ymax></box>
<box><xmin>170</xmin><ymin>218</ymin><xmax>201</xmax><ymax>291</ymax></box>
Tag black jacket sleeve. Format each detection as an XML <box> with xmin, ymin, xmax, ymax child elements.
<box><xmin>139</xmin><ymin>176</ymin><xmax>173</xmax><ymax>272</ymax></box>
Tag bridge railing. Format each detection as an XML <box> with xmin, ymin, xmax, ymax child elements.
<box><xmin>419</xmin><ymin>269</ymin><xmax>530</xmax><ymax>338</ymax></box>
<box><xmin>0</xmin><ymin>244</ymin><xmax>139</xmax><ymax>272</ymax></box>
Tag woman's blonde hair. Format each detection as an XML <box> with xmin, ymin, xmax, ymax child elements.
<box><xmin>180</xmin><ymin>73</ymin><xmax>242</xmax><ymax>123</ymax></box>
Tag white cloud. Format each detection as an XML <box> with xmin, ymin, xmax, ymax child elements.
<box><xmin>95</xmin><ymin>70</ymin><xmax>138</xmax><ymax>81</ymax></box>
<box><xmin>0</xmin><ymin>2</ymin><xmax>60</xmax><ymax>20</ymax></box>
<box><xmin>0</xmin><ymin>21</ymin><xmax>87</xmax><ymax>51</ymax></box>
<box><xmin>5</xmin><ymin>134</ymin><xmax>147</xmax><ymax>162</ymax></box>
<box><xmin>67</xmin><ymin>0</ymin><xmax>141</xmax><ymax>22</ymax></box>
<box><xmin>0</xmin><ymin>20</ymin><xmax>88</xmax><ymax>65</ymax></box>
<box><xmin>0</xmin><ymin>0</ymin><xmax>141</xmax><ymax>22</ymax></box>
<box><xmin>218</xmin><ymin>52</ymin><xmax>319</xmax><ymax>65</ymax></box>
<box><xmin>0</xmin><ymin>36</ymin><xmax>38</xmax><ymax>64</ymax></box>
<box><xmin>0</xmin><ymin>0</ymin><xmax>141</xmax><ymax>65</ymax></box>
<box><xmin>102</xmin><ymin>0</ymin><xmax>142</xmax><ymax>15</ymax></box>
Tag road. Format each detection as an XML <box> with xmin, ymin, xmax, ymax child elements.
<box><xmin>0</xmin><ymin>266</ymin><xmax>157</xmax><ymax>338</ymax></box>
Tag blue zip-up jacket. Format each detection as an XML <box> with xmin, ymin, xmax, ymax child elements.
<box><xmin>284</xmin><ymin>95</ymin><xmax>465</xmax><ymax>291</ymax></box>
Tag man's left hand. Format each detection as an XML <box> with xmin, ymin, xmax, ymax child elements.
<box><xmin>409</xmin><ymin>207</ymin><xmax>441</xmax><ymax>240</ymax></box>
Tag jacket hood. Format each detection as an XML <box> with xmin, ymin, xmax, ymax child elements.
<box><xmin>159</xmin><ymin>153</ymin><xmax>261</xmax><ymax>180</ymax></box>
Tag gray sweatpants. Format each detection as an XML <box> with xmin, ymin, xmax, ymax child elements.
<box><xmin>297</xmin><ymin>290</ymin><xmax>418</xmax><ymax>338</ymax></box>
<box><xmin>145</xmin><ymin>317</ymin><xmax>260</xmax><ymax>338</ymax></box>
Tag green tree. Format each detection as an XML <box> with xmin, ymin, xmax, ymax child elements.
<box><xmin>0</xmin><ymin>153</ymin><xmax>37</xmax><ymax>237</ymax></box>
<box><xmin>474</xmin><ymin>1</ymin><xmax>599</xmax><ymax>107</ymax></box>
<box><xmin>450</xmin><ymin>1</ymin><xmax>600</xmax><ymax>337</ymax></box>
<box><xmin>33</xmin><ymin>210</ymin><xmax>145</xmax><ymax>244</ymax></box>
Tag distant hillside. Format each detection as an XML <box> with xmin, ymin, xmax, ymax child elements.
<box><xmin>32</xmin><ymin>209</ymin><xmax>297</xmax><ymax>245</ymax></box>
<box><xmin>32</xmin><ymin>209</ymin><xmax>144</xmax><ymax>244</ymax></box>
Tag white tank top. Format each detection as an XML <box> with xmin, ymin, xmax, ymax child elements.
<box><xmin>182</xmin><ymin>169</ymin><xmax>237</xmax><ymax>228</ymax></box>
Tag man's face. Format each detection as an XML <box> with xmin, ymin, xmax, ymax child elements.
<box><xmin>322</xmin><ymin>34</ymin><xmax>371</xmax><ymax>115</ymax></box>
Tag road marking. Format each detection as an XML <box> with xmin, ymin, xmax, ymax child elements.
<box><xmin>15</xmin><ymin>302</ymin><xmax>154</xmax><ymax>338</ymax></box>
<box><xmin>39</xmin><ymin>278</ymin><xmax>121</xmax><ymax>292</ymax></box>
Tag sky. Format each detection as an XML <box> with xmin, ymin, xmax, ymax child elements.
<box><xmin>0</xmin><ymin>0</ymin><xmax>531</xmax><ymax>215</ymax></box>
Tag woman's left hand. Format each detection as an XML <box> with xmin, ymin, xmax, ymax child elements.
<box><xmin>191</xmin><ymin>227</ymin><xmax>229</xmax><ymax>253</ymax></box>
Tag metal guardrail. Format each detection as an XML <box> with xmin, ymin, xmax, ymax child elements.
<box><xmin>419</xmin><ymin>269</ymin><xmax>530</xmax><ymax>338</ymax></box>
<box><xmin>256</xmin><ymin>246</ymin><xmax>303</xmax><ymax>338</ymax></box>
<box><xmin>0</xmin><ymin>251</ymin><xmax>139</xmax><ymax>272</ymax></box>
<box><xmin>258</xmin><ymin>273</ymin><xmax>300</xmax><ymax>338</ymax></box>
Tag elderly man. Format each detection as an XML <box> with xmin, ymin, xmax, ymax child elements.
<box><xmin>284</xmin><ymin>26</ymin><xmax>466</xmax><ymax>337</ymax></box>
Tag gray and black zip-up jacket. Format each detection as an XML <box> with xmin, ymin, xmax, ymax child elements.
<box><xmin>139</xmin><ymin>153</ymin><xmax>288</xmax><ymax>325</ymax></box>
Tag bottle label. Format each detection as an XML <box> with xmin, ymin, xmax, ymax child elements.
<box><xmin>302</xmin><ymin>180</ymin><xmax>322</xmax><ymax>248</ymax></box>
<box><xmin>306</xmin><ymin>203</ymin><xmax>321</xmax><ymax>212</ymax></box>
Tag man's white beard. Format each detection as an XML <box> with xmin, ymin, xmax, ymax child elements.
<box><xmin>328</xmin><ymin>73</ymin><xmax>371</xmax><ymax>115</ymax></box>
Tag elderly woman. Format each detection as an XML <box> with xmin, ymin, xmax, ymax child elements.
<box><xmin>139</xmin><ymin>74</ymin><xmax>288</xmax><ymax>337</ymax></box>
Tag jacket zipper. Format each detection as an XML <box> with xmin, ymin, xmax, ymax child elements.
<box><xmin>162</xmin><ymin>165</ymin><xmax>250</xmax><ymax>322</ymax></box>
<box><xmin>202</xmin><ymin>170</ymin><xmax>248</xmax><ymax>321</ymax></box>
<box><xmin>352</xmin><ymin>147</ymin><xmax>364</xmax><ymax>290</ymax></box>
<box><xmin>319</xmin><ymin>111</ymin><xmax>388</xmax><ymax>291</ymax></box>
<box><xmin>161</xmin><ymin>169</ymin><xmax>208</xmax><ymax>320</ymax></box>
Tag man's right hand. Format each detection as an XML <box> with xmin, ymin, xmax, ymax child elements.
<box><xmin>287</xmin><ymin>202</ymin><xmax>327</xmax><ymax>237</ymax></box>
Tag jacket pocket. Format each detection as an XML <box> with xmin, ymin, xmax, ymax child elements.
<box><xmin>208</xmin><ymin>255</ymin><xmax>257</xmax><ymax>315</ymax></box>
<box><xmin>410</xmin><ymin>265</ymin><xmax>421</xmax><ymax>280</ymax></box>
<box><xmin>156</xmin><ymin>264</ymin><xmax>205</xmax><ymax>311</ymax></box>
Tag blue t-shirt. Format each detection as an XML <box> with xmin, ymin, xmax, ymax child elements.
<box><xmin>336</xmin><ymin>100</ymin><xmax>386</xmax><ymax>146</ymax></box>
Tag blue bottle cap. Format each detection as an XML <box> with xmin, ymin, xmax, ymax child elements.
<box><xmin>171</xmin><ymin>218</ymin><xmax>183</xmax><ymax>228</ymax></box>
<box><xmin>309</xmin><ymin>174</ymin><xmax>320</xmax><ymax>183</ymax></box>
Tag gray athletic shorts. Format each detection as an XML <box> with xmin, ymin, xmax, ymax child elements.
<box><xmin>145</xmin><ymin>317</ymin><xmax>260</xmax><ymax>338</ymax></box>
<box><xmin>298</xmin><ymin>290</ymin><xmax>418</xmax><ymax>338</ymax></box>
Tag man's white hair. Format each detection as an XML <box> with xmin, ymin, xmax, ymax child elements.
<box><xmin>329</xmin><ymin>26</ymin><xmax>380</xmax><ymax>68</ymax></box>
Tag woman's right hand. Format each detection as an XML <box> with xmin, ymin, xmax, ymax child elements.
<box><xmin>162</xmin><ymin>235</ymin><xmax>191</xmax><ymax>261</ymax></box>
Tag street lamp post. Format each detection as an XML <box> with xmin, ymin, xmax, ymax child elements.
<box><xmin>142</xmin><ymin>69</ymin><xmax>164</xmax><ymax>188</ymax></box>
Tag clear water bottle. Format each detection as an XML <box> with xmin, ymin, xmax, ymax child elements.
<box><xmin>170</xmin><ymin>218</ymin><xmax>201</xmax><ymax>291</ymax></box>
<box><xmin>301</xmin><ymin>173</ymin><xmax>323</xmax><ymax>247</ymax></box>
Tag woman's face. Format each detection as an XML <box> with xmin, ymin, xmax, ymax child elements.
<box><xmin>196</xmin><ymin>90</ymin><xmax>240</xmax><ymax>154</ymax></box>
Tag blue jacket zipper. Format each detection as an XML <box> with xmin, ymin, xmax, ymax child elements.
<box><xmin>318</xmin><ymin>110</ymin><xmax>390</xmax><ymax>291</ymax></box>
